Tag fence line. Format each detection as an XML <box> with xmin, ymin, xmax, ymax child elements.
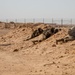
<box><xmin>0</xmin><ymin>18</ymin><xmax>75</xmax><ymax>25</ymax></box>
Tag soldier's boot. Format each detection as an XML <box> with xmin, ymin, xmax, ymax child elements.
<box><xmin>56</xmin><ymin>36</ymin><xmax>75</xmax><ymax>44</ymax></box>
<box><xmin>32</xmin><ymin>40</ymin><xmax>42</xmax><ymax>44</ymax></box>
<box><xmin>26</xmin><ymin>38</ymin><xmax>31</xmax><ymax>41</ymax></box>
<box><xmin>64</xmin><ymin>36</ymin><xmax>75</xmax><ymax>42</ymax></box>
<box><xmin>56</xmin><ymin>38</ymin><xmax>64</xmax><ymax>44</ymax></box>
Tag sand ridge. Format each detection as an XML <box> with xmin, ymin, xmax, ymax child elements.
<box><xmin>0</xmin><ymin>23</ymin><xmax>75</xmax><ymax>75</ymax></box>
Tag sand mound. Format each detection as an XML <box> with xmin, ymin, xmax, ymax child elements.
<box><xmin>0</xmin><ymin>23</ymin><xmax>75</xmax><ymax>75</ymax></box>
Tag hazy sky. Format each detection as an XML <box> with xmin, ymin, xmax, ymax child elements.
<box><xmin>0</xmin><ymin>0</ymin><xmax>75</xmax><ymax>19</ymax></box>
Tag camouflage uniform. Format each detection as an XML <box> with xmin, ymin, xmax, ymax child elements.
<box><xmin>26</xmin><ymin>28</ymin><xmax>43</xmax><ymax>40</ymax></box>
<box><xmin>68</xmin><ymin>26</ymin><xmax>75</xmax><ymax>37</ymax></box>
<box><xmin>31</xmin><ymin>28</ymin><xmax>43</xmax><ymax>38</ymax></box>
<box><xmin>42</xmin><ymin>27</ymin><xmax>60</xmax><ymax>40</ymax></box>
<box><xmin>56</xmin><ymin>26</ymin><xmax>75</xmax><ymax>44</ymax></box>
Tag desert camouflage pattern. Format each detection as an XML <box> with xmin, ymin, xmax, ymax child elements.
<box><xmin>56</xmin><ymin>26</ymin><xmax>75</xmax><ymax>44</ymax></box>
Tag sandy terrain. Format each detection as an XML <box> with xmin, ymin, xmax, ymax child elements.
<box><xmin>0</xmin><ymin>23</ymin><xmax>75</xmax><ymax>75</ymax></box>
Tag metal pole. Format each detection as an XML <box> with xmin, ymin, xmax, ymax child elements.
<box><xmin>52</xmin><ymin>18</ymin><xmax>53</xmax><ymax>24</ymax></box>
<box><xmin>6</xmin><ymin>19</ymin><xmax>8</xmax><ymax>23</ymax></box>
<box><xmin>24</xmin><ymin>19</ymin><xmax>26</xmax><ymax>23</ymax></box>
<box><xmin>70</xmin><ymin>19</ymin><xmax>72</xmax><ymax>25</ymax></box>
<box><xmin>61</xmin><ymin>19</ymin><xmax>63</xmax><ymax>25</ymax></box>
<box><xmin>43</xmin><ymin>18</ymin><xmax>44</xmax><ymax>23</ymax></box>
<box><xmin>33</xmin><ymin>18</ymin><xmax>35</xmax><ymax>23</ymax></box>
<box><xmin>15</xmin><ymin>19</ymin><xmax>17</xmax><ymax>23</ymax></box>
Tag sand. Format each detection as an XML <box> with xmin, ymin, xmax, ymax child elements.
<box><xmin>0</xmin><ymin>23</ymin><xmax>75</xmax><ymax>75</ymax></box>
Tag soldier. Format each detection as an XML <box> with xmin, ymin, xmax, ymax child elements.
<box><xmin>42</xmin><ymin>27</ymin><xmax>60</xmax><ymax>40</ymax></box>
<box><xmin>26</xmin><ymin>28</ymin><xmax>43</xmax><ymax>40</ymax></box>
<box><xmin>32</xmin><ymin>28</ymin><xmax>52</xmax><ymax>44</ymax></box>
<box><xmin>31</xmin><ymin>27</ymin><xmax>61</xmax><ymax>44</ymax></box>
<box><xmin>56</xmin><ymin>26</ymin><xmax>75</xmax><ymax>44</ymax></box>
<box><xmin>31</xmin><ymin>28</ymin><xmax>43</xmax><ymax>38</ymax></box>
<box><xmin>68</xmin><ymin>26</ymin><xmax>75</xmax><ymax>37</ymax></box>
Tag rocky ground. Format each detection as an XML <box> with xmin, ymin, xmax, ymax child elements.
<box><xmin>0</xmin><ymin>23</ymin><xmax>75</xmax><ymax>75</ymax></box>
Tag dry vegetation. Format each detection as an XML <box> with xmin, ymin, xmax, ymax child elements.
<box><xmin>0</xmin><ymin>22</ymin><xmax>75</xmax><ymax>75</ymax></box>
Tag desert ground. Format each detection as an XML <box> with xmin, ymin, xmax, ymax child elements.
<box><xmin>0</xmin><ymin>22</ymin><xmax>75</xmax><ymax>75</ymax></box>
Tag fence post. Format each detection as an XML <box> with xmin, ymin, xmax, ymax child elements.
<box><xmin>70</xmin><ymin>19</ymin><xmax>72</xmax><ymax>25</ymax></box>
<box><xmin>52</xmin><ymin>18</ymin><xmax>53</xmax><ymax>24</ymax></box>
<box><xmin>33</xmin><ymin>18</ymin><xmax>35</xmax><ymax>23</ymax></box>
<box><xmin>61</xmin><ymin>19</ymin><xmax>63</xmax><ymax>25</ymax></box>
<box><xmin>24</xmin><ymin>19</ymin><xmax>26</xmax><ymax>23</ymax></box>
<box><xmin>15</xmin><ymin>19</ymin><xmax>17</xmax><ymax>23</ymax></box>
<box><xmin>43</xmin><ymin>18</ymin><xmax>44</xmax><ymax>23</ymax></box>
<box><xmin>5</xmin><ymin>19</ymin><xmax>8</xmax><ymax>28</ymax></box>
<box><xmin>6</xmin><ymin>19</ymin><xmax>8</xmax><ymax>23</ymax></box>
